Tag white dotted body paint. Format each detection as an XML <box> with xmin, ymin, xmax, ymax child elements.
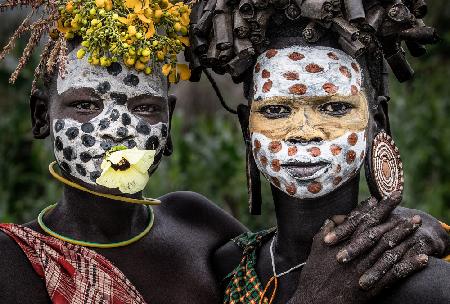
<box><xmin>252</xmin><ymin>130</ymin><xmax>366</xmax><ymax>199</ymax></box>
<box><xmin>57</xmin><ymin>46</ymin><xmax>167</xmax><ymax>98</ymax></box>
<box><xmin>52</xmin><ymin>47</ymin><xmax>168</xmax><ymax>186</ymax></box>
<box><xmin>253</xmin><ymin>46</ymin><xmax>362</xmax><ymax>100</ymax></box>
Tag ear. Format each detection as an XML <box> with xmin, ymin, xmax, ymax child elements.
<box><xmin>30</xmin><ymin>89</ymin><xmax>50</xmax><ymax>139</ymax></box>
<box><xmin>163</xmin><ymin>94</ymin><xmax>177</xmax><ymax>156</ymax></box>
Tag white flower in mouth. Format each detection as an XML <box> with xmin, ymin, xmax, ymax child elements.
<box><xmin>96</xmin><ymin>146</ymin><xmax>156</xmax><ymax>194</ymax></box>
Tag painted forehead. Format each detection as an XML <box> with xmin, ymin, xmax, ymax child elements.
<box><xmin>57</xmin><ymin>46</ymin><xmax>168</xmax><ymax>98</ymax></box>
<box><xmin>253</xmin><ymin>46</ymin><xmax>362</xmax><ymax>100</ymax></box>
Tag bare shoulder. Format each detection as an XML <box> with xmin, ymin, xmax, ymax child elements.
<box><xmin>0</xmin><ymin>229</ymin><xmax>50</xmax><ymax>302</ymax></box>
<box><xmin>374</xmin><ymin>257</ymin><xmax>450</xmax><ymax>304</ymax></box>
<box><xmin>213</xmin><ymin>239</ymin><xmax>244</xmax><ymax>281</ymax></box>
<box><xmin>159</xmin><ymin>191</ymin><xmax>248</xmax><ymax>238</ymax></box>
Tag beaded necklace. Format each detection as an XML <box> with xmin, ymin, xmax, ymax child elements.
<box><xmin>260</xmin><ymin>236</ymin><xmax>307</xmax><ymax>304</ymax></box>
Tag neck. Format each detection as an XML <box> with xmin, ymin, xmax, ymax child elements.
<box><xmin>272</xmin><ymin>174</ymin><xmax>360</xmax><ymax>263</ymax></box>
<box><xmin>43</xmin><ymin>177</ymin><xmax>148</xmax><ymax>244</ymax></box>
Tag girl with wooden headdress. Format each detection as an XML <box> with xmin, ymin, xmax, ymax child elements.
<box><xmin>188</xmin><ymin>0</ymin><xmax>450</xmax><ymax>303</ymax></box>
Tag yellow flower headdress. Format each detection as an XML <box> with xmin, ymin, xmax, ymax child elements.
<box><xmin>0</xmin><ymin>0</ymin><xmax>192</xmax><ymax>92</ymax></box>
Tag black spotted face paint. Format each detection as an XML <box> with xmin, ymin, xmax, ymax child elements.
<box><xmin>52</xmin><ymin>47</ymin><xmax>168</xmax><ymax>186</ymax></box>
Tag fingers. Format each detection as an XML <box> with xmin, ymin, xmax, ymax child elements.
<box><xmin>355</xmin><ymin>191</ymin><xmax>403</xmax><ymax>234</ymax></box>
<box><xmin>336</xmin><ymin>221</ymin><xmax>397</xmax><ymax>263</ymax></box>
<box><xmin>324</xmin><ymin>197</ymin><xmax>378</xmax><ymax>245</ymax></box>
<box><xmin>338</xmin><ymin>215</ymin><xmax>422</xmax><ymax>263</ymax></box>
<box><xmin>331</xmin><ymin>214</ymin><xmax>347</xmax><ymax>225</ymax></box>
<box><xmin>321</xmin><ymin>219</ymin><xmax>336</xmax><ymax>236</ymax></box>
<box><xmin>358</xmin><ymin>237</ymin><xmax>415</xmax><ymax>290</ymax></box>
<box><xmin>361</xmin><ymin>253</ymin><xmax>428</xmax><ymax>291</ymax></box>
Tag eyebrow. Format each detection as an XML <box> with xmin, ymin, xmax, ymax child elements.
<box><xmin>59</xmin><ymin>87</ymin><xmax>101</xmax><ymax>99</ymax></box>
<box><xmin>127</xmin><ymin>94</ymin><xmax>167</xmax><ymax>103</ymax></box>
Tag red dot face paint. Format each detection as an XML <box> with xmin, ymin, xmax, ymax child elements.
<box><xmin>288</xmin><ymin>146</ymin><xmax>298</xmax><ymax>156</ymax></box>
<box><xmin>347</xmin><ymin>133</ymin><xmax>358</xmax><ymax>146</ymax></box>
<box><xmin>327</xmin><ymin>52</ymin><xmax>339</xmax><ymax>60</ymax></box>
<box><xmin>283</xmin><ymin>71</ymin><xmax>299</xmax><ymax>80</ymax></box>
<box><xmin>288</xmin><ymin>84</ymin><xmax>307</xmax><ymax>95</ymax></box>
<box><xmin>249</xmin><ymin>46</ymin><xmax>367</xmax><ymax>200</ymax></box>
<box><xmin>271</xmin><ymin>159</ymin><xmax>281</xmax><ymax>172</ymax></box>
<box><xmin>323</xmin><ymin>83</ymin><xmax>338</xmax><ymax>95</ymax></box>
<box><xmin>252</xmin><ymin>46</ymin><xmax>362</xmax><ymax>101</ymax></box>
<box><xmin>307</xmin><ymin>182</ymin><xmax>322</xmax><ymax>194</ymax></box>
<box><xmin>262</xmin><ymin>80</ymin><xmax>273</xmax><ymax>93</ymax></box>
<box><xmin>339</xmin><ymin>66</ymin><xmax>351</xmax><ymax>78</ymax></box>
<box><xmin>288</xmin><ymin>52</ymin><xmax>305</xmax><ymax>61</ymax></box>
<box><xmin>305</xmin><ymin>64</ymin><xmax>324</xmax><ymax>73</ymax></box>
<box><xmin>269</xmin><ymin>141</ymin><xmax>282</xmax><ymax>153</ymax></box>
<box><xmin>266</xmin><ymin>49</ymin><xmax>278</xmax><ymax>58</ymax></box>
<box><xmin>308</xmin><ymin>147</ymin><xmax>321</xmax><ymax>157</ymax></box>
<box><xmin>262</xmin><ymin>69</ymin><xmax>271</xmax><ymax>78</ymax></box>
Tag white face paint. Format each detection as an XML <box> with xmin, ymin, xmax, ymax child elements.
<box><xmin>250</xmin><ymin>46</ymin><xmax>368</xmax><ymax>199</ymax></box>
<box><xmin>52</xmin><ymin>46</ymin><xmax>168</xmax><ymax>187</ymax></box>
<box><xmin>252</xmin><ymin>131</ymin><xmax>366</xmax><ymax>199</ymax></box>
<box><xmin>57</xmin><ymin>47</ymin><xmax>167</xmax><ymax>98</ymax></box>
<box><xmin>253</xmin><ymin>46</ymin><xmax>361</xmax><ymax>99</ymax></box>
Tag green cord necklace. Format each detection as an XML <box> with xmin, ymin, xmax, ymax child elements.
<box><xmin>38</xmin><ymin>204</ymin><xmax>154</xmax><ymax>248</ymax></box>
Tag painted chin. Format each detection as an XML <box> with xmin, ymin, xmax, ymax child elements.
<box><xmin>282</xmin><ymin>161</ymin><xmax>331</xmax><ymax>181</ymax></box>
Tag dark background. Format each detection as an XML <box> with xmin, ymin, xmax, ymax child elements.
<box><xmin>0</xmin><ymin>2</ymin><xmax>449</xmax><ymax>230</ymax></box>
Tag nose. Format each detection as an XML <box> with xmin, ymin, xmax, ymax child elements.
<box><xmin>285</xmin><ymin>110</ymin><xmax>325</xmax><ymax>144</ymax></box>
<box><xmin>97</xmin><ymin>109</ymin><xmax>137</xmax><ymax>144</ymax></box>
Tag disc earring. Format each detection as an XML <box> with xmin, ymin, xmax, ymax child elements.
<box><xmin>368</xmin><ymin>131</ymin><xmax>404</xmax><ymax>199</ymax></box>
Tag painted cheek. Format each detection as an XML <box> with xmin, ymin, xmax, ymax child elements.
<box><xmin>52</xmin><ymin>104</ymin><xmax>168</xmax><ymax>187</ymax></box>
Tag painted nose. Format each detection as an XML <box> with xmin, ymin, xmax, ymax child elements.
<box><xmin>285</xmin><ymin>122</ymin><xmax>325</xmax><ymax>144</ymax></box>
<box><xmin>285</xmin><ymin>109</ymin><xmax>326</xmax><ymax>144</ymax></box>
<box><xmin>97</xmin><ymin>110</ymin><xmax>136</xmax><ymax>144</ymax></box>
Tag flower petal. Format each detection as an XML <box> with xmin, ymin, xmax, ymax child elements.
<box><xmin>180</xmin><ymin>13</ymin><xmax>190</xmax><ymax>26</ymax></box>
<box><xmin>100</xmin><ymin>158</ymin><xmax>112</xmax><ymax>171</ymax></box>
<box><xmin>117</xmin><ymin>167</ymin><xmax>149</xmax><ymax>194</ymax></box>
<box><xmin>178</xmin><ymin>36</ymin><xmax>190</xmax><ymax>46</ymax></box>
<box><xmin>162</xmin><ymin>63</ymin><xmax>172</xmax><ymax>76</ymax></box>
<box><xmin>117</xmin><ymin>16</ymin><xmax>131</xmax><ymax>25</ymax></box>
<box><xmin>177</xmin><ymin>64</ymin><xmax>191</xmax><ymax>81</ymax></box>
<box><xmin>145</xmin><ymin>21</ymin><xmax>155</xmax><ymax>38</ymax></box>
<box><xmin>96</xmin><ymin>167</ymin><xmax>122</xmax><ymax>189</ymax></box>
<box><xmin>137</xmin><ymin>13</ymin><xmax>152</xmax><ymax>23</ymax></box>
<box><xmin>125</xmin><ymin>0</ymin><xmax>140</xmax><ymax>9</ymax></box>
<box><xmin>108</xmin><ymin>150</ymin><xmax>125</xmax><ymax>164</ymax></box>
<box><xmin>133</xmin><ymin>150</ymin><xmax>155</xmax><ymax>173</ymax></box>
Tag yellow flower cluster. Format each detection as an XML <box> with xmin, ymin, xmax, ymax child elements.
<box><xmin>56</xmin><ymin>0</ymin><xmax>191</xmax><ymax>82</ymax></box>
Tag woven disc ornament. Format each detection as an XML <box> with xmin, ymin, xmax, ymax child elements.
<box><xmin>371</xmin><ymin>132</ymin><xmax>404</xmax><ymax>198</ymax></box>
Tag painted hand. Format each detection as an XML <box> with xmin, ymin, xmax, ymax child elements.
<box><xmin>288</xmin><ymin>192</ymin><xmax>432</xmax><ymax>304</ymax></box>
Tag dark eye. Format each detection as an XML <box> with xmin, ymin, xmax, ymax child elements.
<box><xmin>259</xmin><ymin>105</ymin><xmax>291</xmax><ymax>118</ymax></box>
<box><xmin>133</xmin><ymin>104</ymin><xmax>162</xmax><ymax>114</ymax></box>
<box><xmin>318</xmin><ymin>102</ymin><xmax>354</xmax><ymax>116</ymax></box>
<box><xmin>71</xmin><ymin>101</ymin><xmax>100</xmax><ymax>111</ymax></box>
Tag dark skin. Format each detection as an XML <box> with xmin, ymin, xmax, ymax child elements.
<box><xmin>0</xmin><ymin>80</ymin><xmax>247</xmax><ymax>303</ymax></box>
<box><xmin>214</xmin><ymin>101</ymin><xmax>450</xmax><ymax>304</ymax></box>
<box><xmin>0</xmin><ymin>62</ymin><xmax>448</xmax><ymax>303</ymax></box>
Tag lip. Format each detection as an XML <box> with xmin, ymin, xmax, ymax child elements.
<box><xmin>282</xmin><ymin>161</ymin><xmax>331</xmax><ymax>181</ymax></box>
